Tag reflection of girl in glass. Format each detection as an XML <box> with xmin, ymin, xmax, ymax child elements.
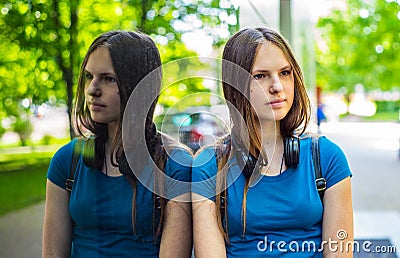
<box><xmin>43</xmin><ymin>31</ymin><xmax>192</xmax><ymax>257</ymax></box>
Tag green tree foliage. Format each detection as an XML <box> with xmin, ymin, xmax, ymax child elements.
<box><xmin>316</xmin><ymin>0</ymin><xmax>400</xmax><ymax>92</ymax></box>
<box><xmin>0</xmin><ymin>0</ymin><xmax>237</xmax><ymax>143</ymax></box>
<box><xmin>0</xmin><ymin>0</ymin><xmax>79</xmax><ymax>140</ymax></box>
<box><xmin>136</xmin><ymin>0</ymin><xmax>238</xmax><ymax>111</ymax></box>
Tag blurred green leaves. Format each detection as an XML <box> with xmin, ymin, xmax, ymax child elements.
<box><xmin>316</xmin><ymin>0</ymin><xmax>400</xmax><ymax>93</ymax></box>
<box><xmin>0</xmin><ymin>0</ymin><xmax>237</xmax><ymax>143</ymax></box>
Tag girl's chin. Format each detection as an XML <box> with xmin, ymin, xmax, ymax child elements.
<box><xmin>258</xmin><ymin>113</ymin><xmax>288</xmax><ymax>122</ymax></box>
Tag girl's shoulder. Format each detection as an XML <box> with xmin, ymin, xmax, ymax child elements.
<box><xmin>192</xmin><ymin>134</ymin><xmax>231</xmax><ymax>178</ymax></box>
<box><xmin>52</xmin><ymin>138</ymin><xmax>79</xmax><ymax>159</ymax></box>
<box><xmin>299</xmin><ymin>132</ymin><xmax>351</xmax><ymax>188</ymax></box>
<box><xmin>47</xmin><ymin>138</ymin><xmax>82</xmax><ymax>189</ymax></box>
<box><xmin>52</xmin><ymin>137</ymin><xmax>95</xmax><ymax>167</ymax></box>
<box><xmin>193</xmin><ymin>134</ymin><xmax>230</xmax><ymax>159</ymax></box>
<box><xmin>159</xmin><ymin>131</ymin><xmax>193</xmax><ymax>155</ymax></box>
<box><xmin>192</xmin><ymin>135</ymin><xmax>230</xmax><ymax>164</ymax></box>
<box><xmin>159</xmin><ymin>131</ymin><xmax>193</xmax><ymax>167</ymax></box>
<box><xmin>299</xmin><ymin>132</ymin><xmax>342</xmax><ymax>152</ymax></box>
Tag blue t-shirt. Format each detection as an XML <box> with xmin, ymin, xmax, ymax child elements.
<box><xmin>192</xmin><ymin>136</ymin><xmax>352</xmax><ymax>257</ymax></box>
<box><xmin>47</xmin><ymin>139</ymin><xmax>191</xmax><ymax>258</ymax></box>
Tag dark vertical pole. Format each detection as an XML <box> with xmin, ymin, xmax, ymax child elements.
<box><xmin>316</xmin><ymin>86</ymin><xmax>322</xmax><ymax>107</ymax></box>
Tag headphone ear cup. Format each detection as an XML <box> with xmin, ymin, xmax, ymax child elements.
<box><xmin>284</xmin><ymin>136</ymin><xmax>300</xmax><ymax>167</ymax></box>
<box><xmin>243</xmin><ymin>154</ymin><xmax>257</xmax><ymax>178</ymax></box>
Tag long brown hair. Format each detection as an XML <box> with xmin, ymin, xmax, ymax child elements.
<box><xmin>73</xmin><ymin>31</ymin><xmax>167</xmax><ymax>238</ymax></box>
<box><xmin>217</xmin><ymin>27</ymin><xmax>311</xmax><ymax>240</ymax></box>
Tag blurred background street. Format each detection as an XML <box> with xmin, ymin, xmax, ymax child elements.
<box><xmin>322</xmin><ymin>121</ymin><xmax>400</xmax><ymax>257</ymax></box>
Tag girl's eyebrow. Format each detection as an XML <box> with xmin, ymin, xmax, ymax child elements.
<box><xmin>280</xmin><ymin>65</ymin><xmax>292</xmax><ymax>70</ymax></box>
<box><xmin>84</xmin><ymin>69</ymin><xmax>116</xmax><ymax>76</ymax></box>
<box><xmin>99</xmin><ymin>72</ymin><xmax>116</xmax><ymax>77</ymax></box>
<box><xmin>252</xmin><ymin>65</ymin><xmax>292</xmax><ymax>74</ymax></box>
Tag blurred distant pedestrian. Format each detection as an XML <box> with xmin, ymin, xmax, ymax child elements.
<box><xmin>317</xmin><ymin>103</ymin><xmax>327</xmax><ymax>133</ymax></box>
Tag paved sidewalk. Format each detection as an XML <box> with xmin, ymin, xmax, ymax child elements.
<box><xmin>354</xmin><ymin>210</ymin><xmax>400</xmax><ymax>257</ymax></box>
<box><xmin>0</xmin><ymin>202</ymin><xmax>44</xmax><ymax>258</ymax></box>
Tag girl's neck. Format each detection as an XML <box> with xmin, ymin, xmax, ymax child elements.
<box><xmin>107</xmin><ymin>121</ymin><xmax>118</xmax><ymax>142</ymax></box>
<box><xmin>103</xmin><ymin>135</ymin><xmax>120</xmax><ymax>176</ymax></box>
<box><xmin>258</xmin><ymin>120</ymin><xmax>286</xmax><ymax>175</ymax></box>
<box><xmin>258</xmin><ymin>120</ymin><xmax>283</xmax><ymax>147</ymax></box>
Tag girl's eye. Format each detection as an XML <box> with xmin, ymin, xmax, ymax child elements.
<box><xmin>85</xmin><ymin>72</ymin><xmax>93</xmax><ymax>80</ymax></box>
<box><xmin>104</xmin><ymin>76</ymin><xmax>117</xmax><ymax>83</ymax></box>
<box><xmin>281</xmin><ymin>70</ymin><xmax>292</xmax><ymax>76</ymax></box>
<box><xmin>253</xmin><ymin>74</ymin><xmax>265</xmax><ymax>80</ymax></box>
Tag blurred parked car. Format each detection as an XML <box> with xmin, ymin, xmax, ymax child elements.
<box><xmin>155</xmin><ymin>106</ymin><xmax>229</xmax><ymax>152</ymax></box>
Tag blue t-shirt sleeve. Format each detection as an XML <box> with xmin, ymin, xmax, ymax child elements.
<box><xmin>319</xmin><ymin>136</ymin><xmax>352</xmax><ymax>189</ymax></box>
<box><xmin>192</xmin><ymin>147</ymin><xmax>218</xmax><ymax>201</ymax></box>
<box><xmin>164</xmin><ymin>147</ymin><xmax>192</xmax><ymax>199</ymax></box>
<box><xmin>47</xmin><ymin>140</ymin><xmax>77</xmax><ymax>189</ymax></box>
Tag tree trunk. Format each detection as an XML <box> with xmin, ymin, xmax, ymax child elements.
<box><xmin>67</xmin><ymin>0</ymin><xmax>79</xmax><ymax>139</ymax></box>
<box><xmin>53</xmin><ymin>0</ymin><xmax>79</xmax><ymax>140</ymax></box>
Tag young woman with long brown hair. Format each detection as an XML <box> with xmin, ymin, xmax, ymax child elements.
<box><xmin>43</xmin><ymin>31</ymin><xmax>192</xmax><ymax>257</ymax></box>
<box><xmin>192</xmin><ymin>27</ymin><xmax>353</xmax><ymax>257</ymax></box>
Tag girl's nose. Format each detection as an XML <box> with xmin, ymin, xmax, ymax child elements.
<box><xmin>269</xmin><ymin>75</ymin><xmax>283</xmax><ymax>94</ymax></box>
<box><xmin>87</xmin><ymin>79</ymin><xmax>101</xmax><ymax>97</ymax></box>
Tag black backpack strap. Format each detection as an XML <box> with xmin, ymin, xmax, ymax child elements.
<box><xmin>66</xmin><ymin>139</ymin><xmax>83</xmax><ymax>193</ymax></box>
<box><xmin>312</xmin><ymin>136</ymin><xmax>326</xmax><ymax>202</ymax></box>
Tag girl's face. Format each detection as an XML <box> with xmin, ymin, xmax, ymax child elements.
<box><xmin>84</xmin><ymin>46</ymin><xmax>120</xmax><ymax>126</ymax></box>
<box><xmin>249</xmin><ymin>42</ymin><xmax>294</xmax><ymax>122</ymax></box>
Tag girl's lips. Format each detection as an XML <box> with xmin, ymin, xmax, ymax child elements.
<box><xmin>89</xmin><ymin>102</ymin><xmax>106</xmax><ymax>111</ymax></box>
<box><xmin>267</xmin><ymin>99</ymin><xmax>285</xmax><ymax>108</ymax></box>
